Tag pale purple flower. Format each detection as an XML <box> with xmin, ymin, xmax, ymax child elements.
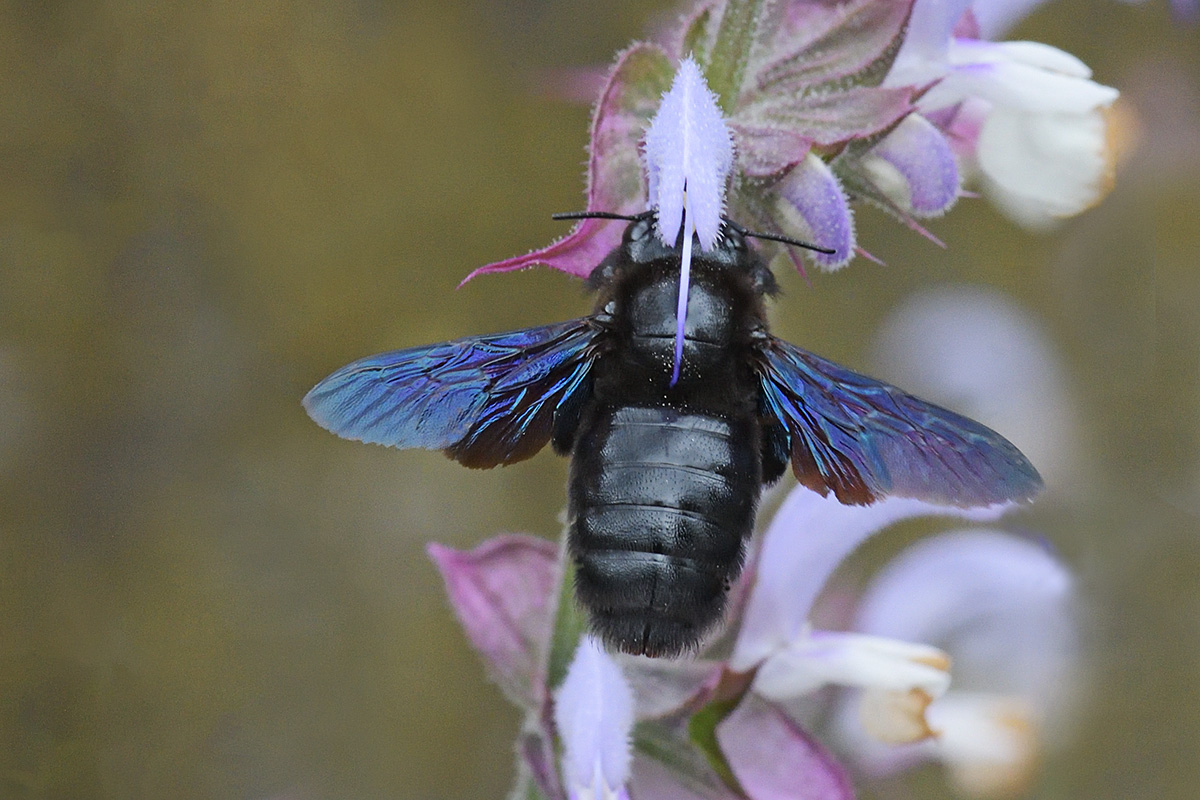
<box><xmin>857</xmin><ymin>113</ymin><xmax>961</xmax><ymax>218</ymax></box>
<box><xmin>416</xmin><ymin>6</ymin><xmax>1097</xmax><ymax>798</ymax></box>
<box><xmin>426</xmin><ymin>494</ymin><xmax>1073</xmax><ymax>800</ymax></box>
<box><xmin>644</xmin><ymin>56</ymin><xmax>733</xmax><ymax>254</ymax></box>
<box><xmin>889</xmin><ymin>0</ymin><xmax>1121</xmax><ymax>227</ymax></box>
<box><xmin>555</xmin><ymin>636</ymin><xmax>636</xmax><ymax>800</ymax></box>
<box><xmin>427</xmin><ymin>500</ymin><xmax>1074</xmax><ymax>799</ymax></box>
<box><xmin>466</xmin><ymin>0</ymin><xmax>1127</xmax><ymax>286</ymax></box>
<box><xmin>833</xmin><ymin>530</ymin><xmax>1077</xmax><ymax>797</ymax></box>
<box><xmin>730</xmin><ymin>487</ymin><xmax>1021</xmax><ymax>741</ymax></box>
<box><xmin>469</xmin><ymin>1</ymin><xmax>921</xmax><ymax>281</ymax></box>
<box><xmin>428</xmin><ymin>529</ymin><xmax>865</xmax><ymax>800</ymax></box>
<box><xmin>642</xmin><ymin>56</ymin><xmax>734</xmax><ymax>385</ymax></box>
<box><xmin>731</xmin><ymin>488</ymin><xmax>1018</xmax><ymax>671</ymax></box>
<box><xmin>774</xmin><ymin>154</ymin><xmax>855</xmax><ymax>270</ymax></box>
<box><xmin>427</xmin><ymin>535</ymin><xmax>558</xmax><ymax>708</ymax></box>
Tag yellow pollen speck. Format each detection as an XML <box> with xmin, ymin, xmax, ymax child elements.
<box><xmin>1094</xmin><ymin>99</ymin><xmax>1142</xmax><ymax>208</ymax></box>
<box><xmin>914</xmin><ymin>651</ymin><xmax>952</xmax><ymax>671</ymax></box>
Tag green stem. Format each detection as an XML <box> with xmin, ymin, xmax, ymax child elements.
<box><xmin>704</xmin><ymin>0</ymin><xmax>766</xmax><ymax>111</ymax></box>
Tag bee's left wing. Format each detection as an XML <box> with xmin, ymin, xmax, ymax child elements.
<box><xmin>756</xmin><ymin>335</ymin><xmax>1042</xmax><ymax>507</ymax></box>
<box><xmin>303</xmin><ymin>319</ymin><xmax>600</xmax><ymax>468</ymax></box>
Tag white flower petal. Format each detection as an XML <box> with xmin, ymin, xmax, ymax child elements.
<box><xmin>913</xmin><ymin>39</ymin><xmax>1120</xmax><ymax>228</ymax></box>
<box><xmin>753</xmin><ymin>630</ymin><xmax>951</xmax><ymax>703</ymax></box>
<box><xmin>887</xmin><ymin>5</ymin><xmax>1121</xmax><ymax>227</ymax></box>
<box><xmin>730</xmin><ymin>489</ymin><xmax>1015</xmax><ymax>673</ymax></box>
<box><xmin>925</xmin><ymin>42</ymin><xmax>1118</xmax><ymax>114</ymax></box>
<box><xmin>830</xmin><ymin>526</ymin><xmax>1079</xmax><ymax>787</ymax></box>
<box><xmin>834</xmin><ymin>686</ymin><xmax>1042</xmax><ymax>793</ymax></box>
<box><xmin>837</xmin><ymin>530</ymin><xmax>1078</xmax><ymax>781</ymax></box>
<box><xmin>978</xmin><ymin>106</ymin><xmax>1116</xmax><ymax>225</ymax></box>
<box><xmin>852</xmin><ymin>531</ymin><xmax>1073</xmax><ymax>696</ymax></box>
<box><xmin>950</xmin><ymin>38</ymin><xmax>1093</xmax><ymax>79</ymax></box>
<box><xmin>859</xmin><ymin>688</ymin><xmax>940</xmax><ymax>745</ymax></box>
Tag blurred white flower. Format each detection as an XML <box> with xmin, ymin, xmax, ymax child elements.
<box><xmin>731</xmin><ymin>488</ymin><xmax>1018</xmax><ymax>743</ymax></box>
<box><xmin>834</xmin><ymin>530</ymin><xmax>1078</xmax><ymax>797</ymax></box>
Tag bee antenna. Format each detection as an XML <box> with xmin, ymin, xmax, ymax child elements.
<box><xmin>725</xmin><ymin>220</ymin><xmax>836</xmax><ymax>255</ymax></box>
<box><xmin>552</xmin><ymin>210</ymin><xmax>647</xmax><ymax>222</ymax></box>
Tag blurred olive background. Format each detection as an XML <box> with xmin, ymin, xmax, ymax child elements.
<box><xmin>0</xmin><ymin>1</ymin><xmax>1197</xmax><ymax>798</ymax></box>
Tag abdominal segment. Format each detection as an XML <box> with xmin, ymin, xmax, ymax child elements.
<box><xmin>568</xmin><ymin>405</ymin><xmax>761</xmax><ymax>657</ymax></box>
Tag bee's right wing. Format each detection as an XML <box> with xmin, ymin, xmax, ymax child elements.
<box><xmin>303</xmin><ymin>318</ymin><xmax>601</xmax><ymax>468</ymax></box>
<box><xmin>756</xmin><ymin>334</ymin><xmax>1043</xmax><ymax>508</ymax></box>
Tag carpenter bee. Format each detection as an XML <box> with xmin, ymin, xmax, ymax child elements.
<box><xmin>304</xmin><ymin>212</ymin><xmax>1041</xmax><ymax>658</ymax></box>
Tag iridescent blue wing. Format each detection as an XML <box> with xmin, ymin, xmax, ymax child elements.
<box><xmin>304</xmin><ymin>319</ymin><xmax>600</xmax><ymax>468</ymax></box>
<box><xmin>756</xmin><ymin>335</ymin><xmax>1042</xmax><ymax>507</ymax></box>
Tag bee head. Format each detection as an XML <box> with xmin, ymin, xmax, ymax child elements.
<box><xmin>554</xmin><ymin>210</ymin><xmax>831</xmax><ymax>272</ymax></box>
<box><xmin>618</xmin><ymin>213</ymin><xmax>751</xmax><ymax>265</ymax></box>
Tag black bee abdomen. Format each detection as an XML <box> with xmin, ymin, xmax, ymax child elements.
<box><xmin>568</xmin><ymin>405</ymin><xmax>761</xmax><ymax>657</ymax></box>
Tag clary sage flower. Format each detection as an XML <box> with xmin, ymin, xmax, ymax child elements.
<box><xmin>729</xmin><ymin>490</ymin><xmax>1018</xmax><ymax>743</ymax></box>
<box><xmin>831</xmin><ymin>529</ymin><xmax>1077</xmax><ymax>797</ymax></box>
<box><xmin>420</xmin><ymin>1</ymin><xmax>1111</xmax><ymax>798</ymax></box>
<box><xmin>555</xmin><ymin>636</ymin><xmax>636</xmax><ymax>800</ymax></box>
<box><xmin>428</xmin><ymin>485</ymin><xmax>1073</xmax><ymax>800</ymax></box>
<box><xmin>466</xmin><ymin>0</ymin><xmax>1121</xmax><ymax>285</ymax></box>
<box><xmin>887</xmin><ymin>0</ymin><xmax>1122</xmax><ymax>227</ymax></box>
